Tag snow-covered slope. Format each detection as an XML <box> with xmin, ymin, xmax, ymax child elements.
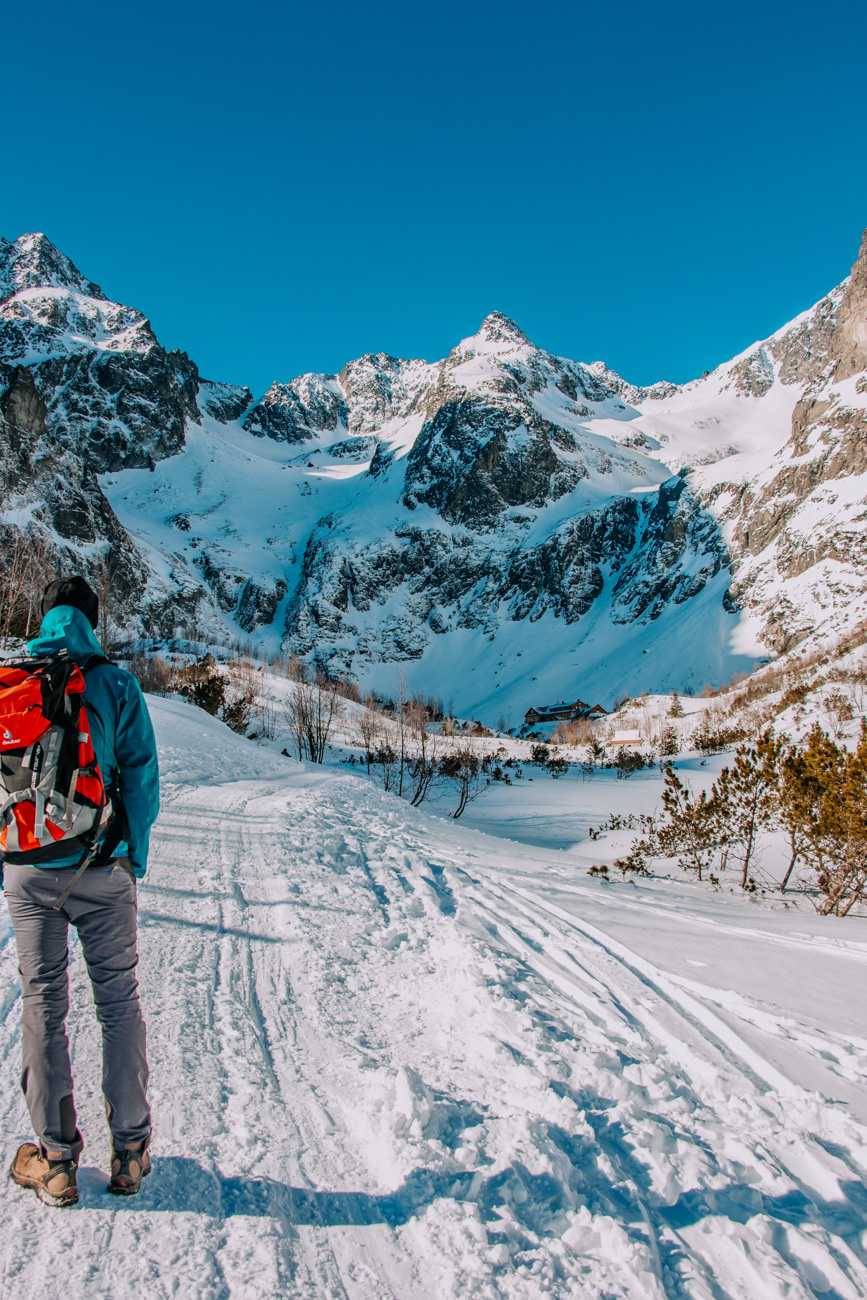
<box><xmin>1</xmin><ymin>698</ymin><xmax>865</xmax><ymax>1297</ymax></box>
<box><xmin>3</xmin><ymin>228</ymin><xmax>867</xmax><ymax>720</ymax></box>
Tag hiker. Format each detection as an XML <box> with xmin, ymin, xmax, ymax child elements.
<box><xmin>1</xmin><ymin>577</ymin><xmax>159</xmax><ymax>1207</ymax></box>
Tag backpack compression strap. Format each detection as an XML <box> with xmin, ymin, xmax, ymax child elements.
<box><xmin>52</xmin><ymin>789</ymin><xmax>126</xmax><ymax>910</ymax></box>
<box><xmin>52</xmin><ymin>656</ymin><xmax>121</xmax><ymax>911</ymax></box>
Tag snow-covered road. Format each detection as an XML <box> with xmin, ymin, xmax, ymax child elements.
<box><xmin>1</xmin><ymin>698</ymin><xmax>866</xmax><ymax>1298</ymax></box>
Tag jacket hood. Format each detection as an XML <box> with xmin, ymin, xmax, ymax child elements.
<box><xmin>28</xmin><ymin>605</ymin><xmax>104</xmax><ymax>664</ymax></box>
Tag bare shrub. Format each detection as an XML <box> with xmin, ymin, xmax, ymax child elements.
<box><xmin>284</xmin><ymin>672</ymin><xmax>344</xmax><ymax>762</ymax></box>
<box><xmin>127</xmin><ymin>652</ymin><xmax>173</xmax><ymax>696</ymax></box>
<box><xmin>845</xmin><ymin>661</ymin><xmax>867</xmax><ymax>714</ymax></box>
<box><xmin>286</xmin><ymin>654</ymin><xmax>308</xmax><ymax>683</ymax></box>
<box><xmin>0</xmin><ymin>529</ymin><xmax>55</xmax><ymax>646</ymax></box>
<box><xmin>439</xmin><ymin>735</ymin><xmax>491</xmax><ymax>818</ymax></box>
<box><xmin>406</xmin><ymin>693</ymin><xmax>442</xmax><ymax>806</ymax></box>
<box><xmin>92</xmin><ymin>553</ymin><xmax>124</xmax><ymax>650</ymax></box>
<box><xmin>356</xmin><ymin>695</ymin><xmax>384</xmax><ymax>773</ymax></box>
<box><xmin>822</xmin><ymin>689</ymin><xmax>853</xmax><ymax>737</ymax></box>
<box><xmin>552</xmin><ymin>719</ymin><xmax>595</xmax><ymax>746</ymax></box>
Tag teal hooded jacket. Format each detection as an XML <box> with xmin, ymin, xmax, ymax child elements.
<box><xmin>9</xmin><ymin>605</ymin><xmax>160</xmax><ymax>879</ymax></box>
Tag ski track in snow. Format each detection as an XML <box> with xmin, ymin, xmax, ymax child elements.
<box><xmin>1</xmin><ymin>699</ymin><xmax>866</xmax><ymax>1298</ymax></box>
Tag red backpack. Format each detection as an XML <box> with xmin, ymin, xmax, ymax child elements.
<box><xmin>0</xmin><ymin>653</ymin><xmax>121</xmax><ymax>907</ymax></box>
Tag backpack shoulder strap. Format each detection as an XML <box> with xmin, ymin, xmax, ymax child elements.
<box><xmin>79</xmin><ymin>657</ymin><xmax>112</xmax><ymax>739</ymax></box>
<box><xmin>82</xmin><ymin>655</ymin><xmax>111</xmax><ymax>673</ymax></box>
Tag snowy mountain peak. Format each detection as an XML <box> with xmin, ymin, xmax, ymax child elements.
<box><xmin>0</xmin><ymin>232</ymin><xmax>105</xmax><ymax>303</ymax></box>
<box><xmin>0</xmin><ymin>232</ymin><xmax>157</xmax><ymax>371</ymax></box>
<box><xmin>338</xmin><ymin>353</ymin><xmax>431</xmax><ymax>433</ymax></box>
<box><xmin>454</xmin><ymin>312</ymin><xmax>532</xmax><ymax>357</ymax></box>
<box><xmin>245</xmin><ymin>373</ymin><xmax>348</xmax><ymax>442</ymax></box>
<box><xmin>0</xmin><ymin>232</ymin><xmax>200</xmax><ymax>476</ymax></box>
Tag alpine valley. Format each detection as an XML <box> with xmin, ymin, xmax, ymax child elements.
<box><xmin>2</xmin><ymin>228</ymin><xmax>866</xmax><ymax>725</ymax></box>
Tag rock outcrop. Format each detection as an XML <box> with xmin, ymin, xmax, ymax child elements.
<box><xmin>830</xmin><ymin>227</ymin><xmax>867</xmax><ymax>381</ymax></box>
<box><xmin>0</xmin><ymin>363</ymin><xmax>148</xmax><ymax>618</ymax></box>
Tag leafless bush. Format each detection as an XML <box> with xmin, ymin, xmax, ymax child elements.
<box><xmin>440</xmin><ymin>734</ymin><xmax>491</xmax><ymax>818</ymax></box>
<box><xmin>286</xmin><ymin>654</ymin><xmax>308</xmax><ymax>683</ymax></box>
<box><xmin>92</xmin><ymin>553</ymin><xmax>124</xmax><ymax>650</ymax></box>
<box><xmin>356</xmin><ymin>695</ymin><xmax>385</xmax><ymax>773</ymax></box>
<box><xmin>552</xmin><ymin>719</ymin><xmax>595</xmax><ymax>746</ymax></box>
<box><xmin>822</xmin><ymin>690</ymin><xmax>853</xmax><ymax>737</ymax></box>
<box><xmin>845</xmin><ymin>662</ymin><xmax>867</xmax><ymax>714</ymax></box>
<box><xmin>126</xmin><ymin>652</ymin><xmax>174</xmax><ymax>695</ymax></box>
<box><xmin>284</xmin><ymin>673</ymin><xmax>344</xmax><ymax>762</ymax></box>
<box><xmin>253</xmin><ymin>698</ymin><xmax>278</xmax><ymax>740</ymax></box>
<box><xmin>406</xmin><ymin>693</ymin><xmax>442</xmax><ymax>806</ymax></box>
<box><xmin>0</xmin><ymin>529</ymin><xmax>55</xmax><ymax>646</ymax></box>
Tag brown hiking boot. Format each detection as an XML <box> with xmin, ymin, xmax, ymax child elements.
<box><xmin>107</xmin><ymin>1135</ymin><xmax>151</xmax><ymax>1196</ymax></box>
<box><xmin>9</xmin><ymin>1142</ymin><xmax>79</xmax><ymax>1207</ymax></box>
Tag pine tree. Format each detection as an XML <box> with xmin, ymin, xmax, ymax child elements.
<box><xmin>782</xmin><ymin>722</ymin><xmax>867</xmax><ymax>915</ymax></box>
<box><xmin>712</xmin><ymin>731</ymin><xmax>780</xmax><ymax>889</ymax></box>
<box><xmin>659</xmin><ymin>723</ymin><xmax>679</xmax><ymax>758</ymax></box>
<box><xmin>669</xmin><ymin>691</ymin><xmax>684</xmax><ymax>718</ymax></box>
<box><xmin>654</xmin><ymin>768</ymin><xmax>723</xmax><ymax>881</ymax></box>
<box><xmin>776</xmin><ymin>737</ymin><xmax>816</xmax><ymax>892</ymax></box>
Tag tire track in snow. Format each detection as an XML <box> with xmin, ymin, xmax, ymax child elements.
<box><xmin>450</xmin><ymin>861</ymin><xmax>867</xmax><ymax>1298</ymax></box>
<box><xmin>465</xmin><ymin>872</ymin><xmax>794</xmax><ymax>1094</ymax></box>
<box><xmin>154</xmin><ymin>780</ymin><xmax>426</xmax><ymax>1299</ymax></box>
<box><xmin>500</xmin><ymin>873</ymin><xmax>867</xmax><ymax>964</ymax></box>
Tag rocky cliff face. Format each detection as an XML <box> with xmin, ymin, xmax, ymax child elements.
<box><xmin>684</xmin><ymin>230</ymin><xmax>867</xmax><ymax>655</ymax></box>
<box><xmin>830</xmin><ymin>228</ymin><xmax>867</xmax><ymax>381</ymax></box>
<box><xmin>2</xmin><ymin>226</ymin><xmax>866</xmax><ymax>719</ymax></box>
<box><xmin>0</xmin><ymin>234</ymin><xmax>200</xmax><ymax>473</ymax></box>
<box><xmin>0</xmin><ymin>362</ymin><xmax>147</xmax><ymax>618</ymax></box>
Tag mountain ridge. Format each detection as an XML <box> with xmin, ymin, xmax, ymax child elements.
<box><xmin>1</xmin><ymin>228</ymin><xmax>865</xmax><ymax>721</ymax></box>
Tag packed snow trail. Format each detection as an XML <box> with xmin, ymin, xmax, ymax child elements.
<box><xmin>1</xmin><ymin>700</ymin><xmax>866</xmax><ymax>1297</ymax></box>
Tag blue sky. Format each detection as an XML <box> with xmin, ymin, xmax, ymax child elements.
<box><xmin>4</xmin><ymin>0</ymin><xmax>866</xmax><ymax>396</ymax></box>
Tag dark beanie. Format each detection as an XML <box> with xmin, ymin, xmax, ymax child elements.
<box><xmin>41</xmin><ymin>576</ymin><xmax>99</xmax><ymax>629</ymax></box>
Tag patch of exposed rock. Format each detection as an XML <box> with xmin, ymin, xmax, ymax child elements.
<box><xmin>0</xmin><ymin>364</ymin><xmax>147</xmax><ymax>616</ymax></box>
<box><xmin>830</xmin><ymin>228</ymin><xmax>867</xmax><ymax>381</ymax></box>
<box><xmin>402</xmin><ymin>400</ymin><xmax>583</xmax><ymax>527</ymax></box>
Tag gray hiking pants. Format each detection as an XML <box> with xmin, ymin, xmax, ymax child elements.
<box><xmin>3</xmin><ymin>862</ymin><xmax>150</xmax><ymax>1160</ymax></box>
